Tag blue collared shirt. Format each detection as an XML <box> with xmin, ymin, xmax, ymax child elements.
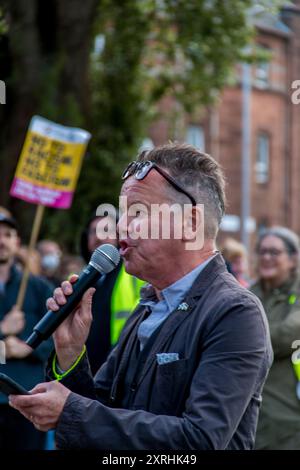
<box><xmin>137</xmin><ymin>255</ymin><xmax>216</xmax><ymax>350</ymax></box>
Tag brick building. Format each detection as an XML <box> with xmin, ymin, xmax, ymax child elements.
<box><xmin>148</xmin><ymin>3</ymin><xmax>300</xmax><ymax>254</ymax></box>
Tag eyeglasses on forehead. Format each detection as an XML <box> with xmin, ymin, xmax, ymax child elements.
<box><xmin>122</xmin><ymin>160</ymin><xmax>196</xmax><ymax>206</ymax></box>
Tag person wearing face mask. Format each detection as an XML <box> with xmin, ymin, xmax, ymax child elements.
<box><xmin>251</xmin><ymin>226</ymin><xmax>300</xmax><ymax>449</ymax></box>
<box><xmin>37</xmin><ymin>240</ymin><xmax>62</xmax><ymax>287</ymax></box>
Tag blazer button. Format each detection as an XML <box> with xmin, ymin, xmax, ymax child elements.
<box><xmin>130</xmin><ymin>382</ymin><xmax>137</xmax><ymax>392</ymax></box>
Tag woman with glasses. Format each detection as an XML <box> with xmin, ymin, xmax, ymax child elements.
<box><xmin>251</xmin><ymin>226</ymin><xmax>300</xmax><ymax>449</ymax></box>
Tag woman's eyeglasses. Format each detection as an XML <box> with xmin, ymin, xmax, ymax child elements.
<box><xmin>257</xmin><ymin>248</ymin><xmax>287</xmax><ymax>258</ymax></box>
<box><xmin>122</xmin><ymin>161</ymin><xmax>196</xmax><ymax>206</ymax></box>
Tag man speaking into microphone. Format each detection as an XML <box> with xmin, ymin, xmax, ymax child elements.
<box><xmin>10</xmin><ymin>144</ymin><xmax>272</xmax><ymax>450</ymax></box>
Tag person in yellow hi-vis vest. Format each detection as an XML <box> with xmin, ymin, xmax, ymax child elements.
<box><xmin>80</xmin><ymin>211</ymin><xmax>144</xmax><ymax>375</ymax></box>
<box><xmin>251</xmin><ymin>226</ymin><xmax>300</xmax><ymax>450</ymax></box>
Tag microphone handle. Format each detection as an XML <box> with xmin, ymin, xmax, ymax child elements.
<box><xmin>26</xmin><ymin>265</ymin><xmax>101</xmax><ymax>349</ymax></box>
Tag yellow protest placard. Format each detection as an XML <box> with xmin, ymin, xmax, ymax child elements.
<box><xmin>10</xmin><ymin>116</ymin><xmax>91</xmax><ymax>208</ymax></box>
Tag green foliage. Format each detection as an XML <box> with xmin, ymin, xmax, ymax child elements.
<box><xmin>0</xmin><ymin>7</ymin><xmax>7</xmax><ymax>35</ymax></box>
<box><xmin>78</xmin><ymin>1</ymin><xmax>152</xmax><ymax>206</ymax></box>
<box><xmin>143</xmin><ymin>0</ymin><xmax>255</xmax><ymax>110</ymax></box>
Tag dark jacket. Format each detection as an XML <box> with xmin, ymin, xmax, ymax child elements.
<box><xmin>0</xmin><ymin>264</ymin><xmax>53</xmax><ymax>403</ymax></box>
<box><xmin>251</xmin><ymin>276</ymin><xmax>300</xmax><ymax>449</ymax></box>
<box><xmin>47</xmin><ymin>255</ymin><xmax>272</xmax><ymax>450</ymax></box>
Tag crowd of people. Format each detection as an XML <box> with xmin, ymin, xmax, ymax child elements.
<box><xmin>0</xmin><ymin>143</ymin><xmax>300</xmax><ymax>450</ymax></box>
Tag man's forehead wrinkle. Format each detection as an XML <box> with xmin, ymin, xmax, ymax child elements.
<box><xmin>121</xmin><ymin>171</ymin><xmax>169</xmax><ymax>199</ymax></box>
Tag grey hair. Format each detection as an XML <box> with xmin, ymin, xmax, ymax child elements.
<box><xmin>257</xmin><ymin>226</ymin><xmax>300</xmax><ymax>256</ymax></box>
<box><xmin>137</xmin><ymin>143</ymin><xmax>226</xmax><ymax>238</ymax></box>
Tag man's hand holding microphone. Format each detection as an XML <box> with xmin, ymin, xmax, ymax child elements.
<box><xmin>9</xmin><ymin>244</ymin><xmax>120</xmax><ymax>432</ymax></box>
<box><xmin>48</xmin><ymin>275</ymin><xmax>95</xmax><ymax>371</ymax></box>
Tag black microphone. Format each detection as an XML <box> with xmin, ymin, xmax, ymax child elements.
<box><xmin>26</xmin><ymin>244</ymin><xmax>120</xmax><ymax>349</ymax></box>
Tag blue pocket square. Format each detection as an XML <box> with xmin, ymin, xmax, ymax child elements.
<box><xmin>156</xmin><ymin>353</ymin><xmax>179</xmax><ymax>365</ymax></box>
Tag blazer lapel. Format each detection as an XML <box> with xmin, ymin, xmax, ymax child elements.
<box><xmin>110</xmin><ymin>306</ymin><xmax>149</xmax><ymax>400</ymax></box>
<box><xmin>136</xmin><ymin>298</ymin><xmax>197</xmax><ymax>388</ymax></box>
<box><xmin>135</xmin><ymin>254</ymin><xmax>227</xmax><ymax>389</ymax></box>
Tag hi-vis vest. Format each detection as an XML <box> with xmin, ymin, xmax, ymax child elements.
<box><xmin>289</xmin><ymin>294</ymin><xmax>300</xmax><ymax>396</ymax></box>
<box><xmin>110</xmin><ymin>263</ymin><xmax>144</xmax><ymax>346</ymax></box>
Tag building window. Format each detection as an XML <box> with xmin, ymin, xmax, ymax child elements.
<box><xmin>186</xmin><ymin>125</ymin><xmax>205</xmax><ymax>150</ymax></box>
<box><xmin>256</xmin><ymin>133</ymin><xmax>270</xmax><ymax>184</ymax></box>
<box><xmin>255</xmin><ymin>61</ymin><xmax>270</xmax><ymax>88</ymax></box>
<box><xmin>254</xmin><ymin>46</ymin><xmax>271</xmax><ymax>89</ymax></box>
<box><xmin>257</xmin><ymin>219</ymin><xmax>269</xmax><ymax>236</ymax></box>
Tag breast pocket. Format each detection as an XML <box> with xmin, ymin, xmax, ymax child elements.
<box><xmin>149</xmin><ymin>358</ymin><xmax>189</xmax><ymax>415</ymax></box>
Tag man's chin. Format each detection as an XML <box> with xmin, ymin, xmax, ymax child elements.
<box><xmin>122</xmin><ymin>259</ymin><xmax>138</xmax><ymax>277</ymax></box>
<box><xmin>122</xmin><ymin>259</ymin><xmax>133</xmax><ymax>274</ymax></box>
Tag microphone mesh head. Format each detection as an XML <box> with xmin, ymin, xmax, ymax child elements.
<box><xmin>90</xmin><ymin>244</ymin><xmax>120</xmax><ymax>273</ymax></box>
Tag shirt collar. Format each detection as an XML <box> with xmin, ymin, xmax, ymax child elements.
<box><xmin>140</xmin><ymin>254</ymin><xmax>216</xmax><ymax>312</ymax></box>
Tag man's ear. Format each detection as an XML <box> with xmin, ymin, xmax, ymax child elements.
<box><xmin>182</xmin><ymin>204</ymin><xmax>205</xmax><ymax>251</ymax></box>
<box><xmin>182</xmin><ymin>204</ymin><xmax>204</xmax><ymax>240</ymax></box>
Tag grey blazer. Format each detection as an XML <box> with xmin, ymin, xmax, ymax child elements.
<box><xmin>47</xmin><ymin>254</ymin><xmax>273</xmax><ymax>450</ymax></box>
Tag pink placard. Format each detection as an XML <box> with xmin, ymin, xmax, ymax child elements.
<box><xmin>10</xmin><ymin>177</ymin><xmax>73</xmax><ymax>209</ymax></box>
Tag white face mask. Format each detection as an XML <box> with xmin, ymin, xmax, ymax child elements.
<box><xmin>41</xmin><ymin>253</ymin><xmax>60</xmax><ymax>271</ymax></box>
